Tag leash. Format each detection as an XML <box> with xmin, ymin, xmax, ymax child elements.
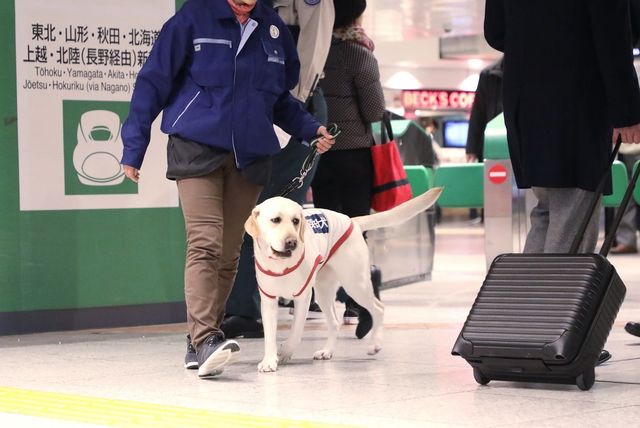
<box><xmin>278</xmin><ymin>123</ymin><xmax>341</xmax><ymax>197</ymax></box>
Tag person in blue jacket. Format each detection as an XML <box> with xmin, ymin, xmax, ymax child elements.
<box><xmin>120</xmin><ymin>0</ymin><xmax>335</xmax><ymax>379</ymax></box>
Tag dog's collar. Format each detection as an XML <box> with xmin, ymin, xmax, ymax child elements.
<box><xmin>258</xmin><ymin>254</ymin><xmax>323</xmax><ymax>300</ymax></box>
<box><xmin>255</xmin><ymin>249</ymin><xmax>307</xmax><ymax>277</ymax></box>
<box><xmin>255</xmin><ymin>220</ymin><xmax>354</xmax><ymax>300</ymax></box>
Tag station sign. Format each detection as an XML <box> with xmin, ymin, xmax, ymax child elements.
<box><xmin>401</xmin><ymin>89</ymin><xmax>476</xmax><ymax>111</ymax></box>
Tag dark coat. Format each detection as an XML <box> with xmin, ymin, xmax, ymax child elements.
<box><xmin>485</xmin><ymin>0</ymin><xmax>640</xmax><ymax>191</ymax></box>
<box><xmin>466</xmin><ymin>58</ymin><xmax>503</xmax><ymax>160</ymax></box>
<box><xmin>319</xmin><ymin>38</ymin><xmax>386</xmax><ymax>150</ymax></box>
<box><xmin>632</xmin><ymin>0</ymin><xmax>640</xmax><ymax>46</ymax></box>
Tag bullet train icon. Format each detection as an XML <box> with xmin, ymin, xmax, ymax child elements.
<box><xmin>73</xmin><ymin>110</ymin><xmax>125</xmax><ymax>186</ymax></box>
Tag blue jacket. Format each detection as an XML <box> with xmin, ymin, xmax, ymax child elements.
<box><xmin>121</xmin><ymin>0</ymin><xmax>320</xmax><ymax>169</ymax></box>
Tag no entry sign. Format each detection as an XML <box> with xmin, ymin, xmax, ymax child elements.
<box><xmin>488</xmin><ymin>164</ymin><xmax>508</xmax><ymax>184</ymax></box>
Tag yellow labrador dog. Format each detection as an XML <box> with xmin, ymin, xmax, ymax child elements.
<box><xmin>244</xmin><ymin>187</ymin><xmax>443</xmax><ymax>372</ymax></box>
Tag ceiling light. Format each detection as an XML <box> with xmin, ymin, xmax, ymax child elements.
<box><xmin>384</xmin><ymin>71</ymin><xmax>422</xmax><ymax>90</ymax></box>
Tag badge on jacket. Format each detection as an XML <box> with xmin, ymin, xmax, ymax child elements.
<box><xmin>270</xmin><ymin>25</ymin><xmax>280</xmax><ymax>39</ymax></box>
<box><xmin>304</xmin><ymin>0</ymin><xmax>321</xmax><ymax>5</ymax></box>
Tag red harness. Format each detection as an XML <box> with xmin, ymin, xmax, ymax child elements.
<box><xmin>256</xmin><ymin>222</ymin><xmax>354</xmax><ymax>299</ymax></box>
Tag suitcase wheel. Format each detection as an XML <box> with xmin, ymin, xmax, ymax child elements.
<box><xmin>576</xmin><ymin>368</ymin><xmax>595</xmax><ymax>391</ymax></box>
<box><xmin>473</xmin><ymin>368</ymin><xmax>490</xmax><ymax>386</ymax></box>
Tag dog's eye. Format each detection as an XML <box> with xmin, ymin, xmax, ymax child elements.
<box><xmin>292</xmin><ymin>218</ymin><xmax>300</xmax><ymax>226</ymax></box>
<box><xmin>270</xmin><ymin>217</ymin><xmax>281</xmax><ymax>224</ymax></box>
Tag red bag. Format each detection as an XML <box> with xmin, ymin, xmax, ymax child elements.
<box><xmin>370</xmin><ymin>113</ymin><xmax>412</xmax><ymax>212</ymax></box>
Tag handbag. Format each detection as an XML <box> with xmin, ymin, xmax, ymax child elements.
<box><xmin>370</xmin><ymin>112</ymin><xmax>413</xmax><ymax>212</ymax></box>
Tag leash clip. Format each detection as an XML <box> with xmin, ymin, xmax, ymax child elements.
<box><xmin>278</xmin><ymin>124</ymin><xmax>341</xmax><ymax>197</ymax></box>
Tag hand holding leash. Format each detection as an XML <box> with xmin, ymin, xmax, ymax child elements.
<box><xmin>279</xmin><ymin>124</ymin><xmax>341</xmax><ymax>197</ymax></box>
<box><xmin>314</xmin><ymin>125</ymin><xmax>336</xmax><ymax>153</ymax></box>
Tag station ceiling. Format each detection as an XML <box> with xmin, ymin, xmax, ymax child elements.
<box><xmin>365</xmin><ymin>0</ymin><xmax>485</xmax><ymax>42</ymax></box>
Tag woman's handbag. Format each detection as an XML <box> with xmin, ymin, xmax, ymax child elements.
<box><xmin>370</xmin><ymin>112</ymin><xmax>413</xmax><ymax>211</ymax></box>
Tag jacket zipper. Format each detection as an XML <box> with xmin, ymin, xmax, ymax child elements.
<box><xmin>231</xmin><ymin>26</ymin><xmax>240</xmax><ymax>168</ymax></box>
<box><xmin>232</xmin><ymin>56</ymin><xmax>239</xmax><ymax>168</ymax></box>
<box><xmin>230</xmin><ymin>20</ymin><xmax>258</xmax><ymax>168</ymax></box>
<box><xmin>171</xmin><ymin>90</ymin><xmax>200</xmax><ymax>128</ymax></box>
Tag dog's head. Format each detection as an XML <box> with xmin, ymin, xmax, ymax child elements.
<box><xmin>245</xmin><ymin>197</ymin><xmax>306</xmax><ymax>260</ymax></box>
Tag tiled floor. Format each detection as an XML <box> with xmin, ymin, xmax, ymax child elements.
<box><xmin>2</xmin><ymin>222</ymin><xmax>640</xmax><ymax>427</ymax></box>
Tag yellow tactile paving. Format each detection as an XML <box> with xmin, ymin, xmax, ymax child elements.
<box><xmin>0</xmin><ymin>386</ymin><xmax>354</xmax><ymax>428</ymax></box>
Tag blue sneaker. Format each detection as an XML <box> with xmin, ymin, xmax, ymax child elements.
<box><xmin>196</xmin><ymin>334</ymin><xmax>240</xmax><ymax>378</ymax></box>
<box><xmin>184</xmin><ymin>334</ymin><xmax>198</xmax><ymax>370</ymax></box>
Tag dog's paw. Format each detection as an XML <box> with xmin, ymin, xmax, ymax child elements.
<box><xmin>277</xmin><ymin>344</ymin><xmax>294</xmax><ymax>364</ymax></box>
<box><xmin>313</xmin><ymin>349</ymin><xmax>333</xmax><ymax>360</ymax></box>
<box><xmin>367</xmin><ymin>344</ymin><xmax>382</xmax><ymax>355</ymax></box>
<box><xmin>258</xmin><ymin>356</ymin><xmax>278</xmax><ymax>373</ymax></box>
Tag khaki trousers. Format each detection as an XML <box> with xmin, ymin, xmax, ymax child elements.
<box><xmin>177</xmin><ymin>154</ymin><xmax>262</xmax><ymax>348</ymax></box>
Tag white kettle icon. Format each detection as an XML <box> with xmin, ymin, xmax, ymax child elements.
<box><xmin>73</xmin><ymin>110</ymin><xmax>125</xmax><ymax>186</ymax></box>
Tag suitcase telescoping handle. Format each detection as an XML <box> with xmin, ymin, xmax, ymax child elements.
<box><xmin>600</xmin><ymin>141</ymin><xmax>640</xmax><ymax>256</ymax></box>
<box><xmin>569</xmin><ymin>135</ymin><xmax>640</xmax><ymax>256</ymax></box>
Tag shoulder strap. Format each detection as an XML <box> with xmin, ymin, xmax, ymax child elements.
<box><xmin>379</xmin><ymin>111</ymin><xmax>394</xmax><ymax>144</ymax></box>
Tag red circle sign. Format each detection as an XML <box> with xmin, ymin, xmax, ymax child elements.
<box><xmin>488</xmin><ymin>164</ymin><xmax>508</xmax><ymax>184</ymax></box>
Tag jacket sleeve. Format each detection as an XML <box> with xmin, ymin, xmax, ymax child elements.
<box><xmin>588</xmin><ymin>0</ymin><xmax>640</xmax><ymax>128</ymax></box>
<box><xmin>120</xmin><ymin>10</ymin><xmax>192</xmax><ymax>169</ymax></box>
<box><xmin>466</xmin><ymin>71</ymin><xmax>490</xmax><ymax>158</ymax></box>
<box><xmin>484</xmin><ymin>0</ymin><xmax>506</xmax><ymax>52</ymax></box>
<box><xmin>291</xmin><ymin>0</ymin><xmax>335</xmax><ymax>102</ymax></box>
<box><xmin>351</xmin><ymin>48</ymin><xmax>385</xmax><ymax>123</ymax></box>
<box><xmin>273</xmin><ymin>93</ymin><xmax>321</xmax><ymax>141</ymax></box>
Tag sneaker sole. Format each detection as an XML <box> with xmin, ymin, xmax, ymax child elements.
<box><xmin>184</xmin><ymin>361</ymin><xmax>199</xmax><ymax>370</ymax></box>
<box><xmin>197</xmin><ymin>341</ymin><xmax>240</xmax><ymax>378</ymax></box>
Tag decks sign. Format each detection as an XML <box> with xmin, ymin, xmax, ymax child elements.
<box><xmin>401</xmin><ymin>89</ymin><xmax>476</xmax><ymax>111</ymax></box>
<box><xmin>15</xmin><ymin>0</ymin><xmax>178</xmax><ymax>210</ymax></box>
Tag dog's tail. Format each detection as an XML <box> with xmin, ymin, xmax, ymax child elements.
<box><xmin>353</xmin><ymin>187</ymin><xmax>443</xmax><ymax>232</ymax></box>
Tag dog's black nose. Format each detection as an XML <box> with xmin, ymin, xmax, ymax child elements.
<box><xmin>284</xmin><ymin>238</ymin><xmax>297</xmax><ymax>251</ymax></box>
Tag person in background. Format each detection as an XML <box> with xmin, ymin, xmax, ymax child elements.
<box><xmin>609</xmin><ymin>144</ymin><xmax>640</xmax><ymax>255</ymax></box>
<box><xmin>485</xmin><ymin>0</ymin><xmax>640</xmax><ymax>364</ymax></box>
<box><xmin>609</xmin><ymin>0</ymin><xmax>640</xmax><ymax>257</ymax></box>
<box><xmin>219</xmin><ymin>0</ymin><xmax>335</xmax><ymax>340</ymax></box>
<box><xmin>421</xmin><ymin>118</ymin><xmax>443</xmax><ymax>166</ymax></box>
<box><xmin>619</xmin><ymin>0</ymin><xmax>640</xmax><ymax>338</ymax></box>
<box><xmin>313</xmin><ymin>0</ymin><xmax>385</xmax><ymax>336</ymax></box>
<box><xmin>121</xmin><ymin>0</ymin><xmax>335</xmax><ymax>378</ymax></box>
<box><xmin>464</xmin><ymin>57</ymin><xmax>503</xmax><ymax>223</ymax></box>
<box><xmin>465</xmin><ymin>57</ymin><xmax>503</xmax><ymax>163</ymax></box>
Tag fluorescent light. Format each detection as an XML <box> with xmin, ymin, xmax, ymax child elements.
<box><xmin>467</xmin><ymin>59</ymin><xmax>485</xmax><ymax>70</ymax></box>
<box><xmin>384</xmin><ymin>71</ymin><xmax>422</xmax><ymax>90</ymax></box>
<box><xmin>459</xmin><ymin>73</ymin><xmax>480</xmax><ymax>91</ymax></box>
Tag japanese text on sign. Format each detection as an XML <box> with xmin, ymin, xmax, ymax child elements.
<box><xmin>20</xmin><ymin>21</ymin><xmax>161</xmax><ymax>96</ymax></box>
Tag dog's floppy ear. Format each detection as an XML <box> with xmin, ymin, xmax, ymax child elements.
<box><xmin>298</xmin><ymin>213</ymin><xmax>306</xmax><ymax>244</ymax></box>
<box><xmin>244</xmin><ymin>207</ymin><xmax>260</xmax><ymax>238</ymax></box>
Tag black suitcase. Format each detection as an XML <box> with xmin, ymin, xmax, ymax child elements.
<box><xmin>452</xmin><ymin>139</ymin><xmax>635</xmax><ymax>391</ymax></box>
